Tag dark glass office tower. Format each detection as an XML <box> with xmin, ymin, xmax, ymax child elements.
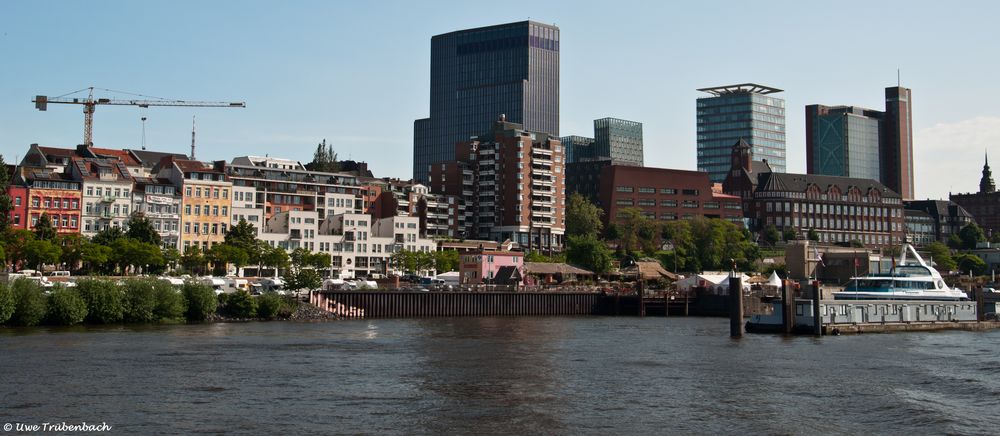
<box><xmin>696</xmin><ymin>84</ymin><xmax>786</xmax><ymax>183</ymax></box>
<box><xmin>805</xmin><ymin>105</ymin><xmax>882</xmax><ymax>181</ymax></box>
<box><xmin>594</xmin><ymin>117</ymin><xmax>643</xmax><ymax>166</ymax></box>
<box><xmin>413</xmin><ymin>21</ymin><xmax>560</xmax><ymax>183</ymax></box>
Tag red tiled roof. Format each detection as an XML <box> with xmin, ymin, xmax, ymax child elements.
<box><xmin>36</xmin><ymin>146</ymin><xmax>78</xmax><ymax>158</ymax></box>
<box><xmin>174</xmin><ymin>159</ymin><xmax>223</xmax><ymax>174</ymax></box>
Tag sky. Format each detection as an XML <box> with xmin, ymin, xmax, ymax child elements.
<box><xmin>1</xmin><ymin>0</ymin><xmax>998</xmax><ymax>200</ymax></box>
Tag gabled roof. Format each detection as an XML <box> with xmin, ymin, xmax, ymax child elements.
<box><xmin>126</xmin><ymin>149</ymin><xmax>189</xmax><ymax>168</ymax></box>
<box><xmin>87</xmin><ymin>147</ymin><xmax>141</xmax><ymax>166</ymax></box>
<box><xmin>524</xmin><ymin>262</ymin><xmax>594</xmax><ymax>276</ymax></box>
<box><xmin>492</xmin><ymin>265</ymin><xmax>522</xmax><ymax>284</ymax></box>
<box><xmin>621</xmin><ymin>261</ymin><xmax>678</xmax><ymax>281</ymax></box>
<box><xmin>756</xmin><ymin>172</ymin><xmax>900</xmax><ymax>198</ymax></box>
<box><xmin>70</xmin><ymin>157</ymin><xmax>133</xmax><ymax>181</ymax></box>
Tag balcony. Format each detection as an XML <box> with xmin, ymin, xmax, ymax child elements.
<box><xmin>99</xmin><ymin>195</ymin><xmax>115</xmax><ymax>203</ymax></box>
<box><xmin>98</xmin><ymin>211</ymin><xmax>113</xmax><ymax>219</ymax></box>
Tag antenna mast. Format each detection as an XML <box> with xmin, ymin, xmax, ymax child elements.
<box><xmin>190</xmin><ymin>116</ymin><xmax>196</xmax><ymax>159</ymax></box>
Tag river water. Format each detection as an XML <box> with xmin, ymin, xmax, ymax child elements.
<box><xmin>1</xmin><ymin>317</ymin><xmax>998</xmax><ymax>435</ymax></box>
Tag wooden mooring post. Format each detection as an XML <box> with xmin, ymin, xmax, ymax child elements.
<box><xmin>975</xmin><ymin>286</ymin><xmax>985</xmax><ymax>322</ymax></box>
<box><xmin>782</xmin><ymin>279</ymin><xmax>795</xmax><ymax>334</ymax></box>
<box><xmin>729</xmin><ymin>274</ymin><xmax>743</xmax><ymax>338</ymax></box>
<box><xmin>812</xmin><ymin>281</ymin><xmax>822</xmax><ymax>336</ymax></box>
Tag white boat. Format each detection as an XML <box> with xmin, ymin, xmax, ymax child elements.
<box><xmin>833</xmin><ymin>244</ymin><xmax>969</xmax><ymax>301</ymax></box>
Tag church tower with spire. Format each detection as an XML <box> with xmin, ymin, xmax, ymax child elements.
<box><xmin>980</xmin><ymin>151</ymin><xmax>996</xmax><ymax>193</ymax></box>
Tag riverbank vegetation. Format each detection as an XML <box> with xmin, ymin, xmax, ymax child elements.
<box><xmin>0</xmin><ymin>278</ymin><xmax>301</xmax><ymax>327</ymax></box>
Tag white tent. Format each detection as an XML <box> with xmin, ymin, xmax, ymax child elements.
<box><xmin>767</xmin><ymin>271</ymin><xmax>782</xmax><ymax>288</ymax></box>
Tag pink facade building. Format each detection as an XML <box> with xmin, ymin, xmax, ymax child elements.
<box><xmin>458</xmin><ymin>250</ymin><xmax>524</xmax><ymax>285</ymax></box>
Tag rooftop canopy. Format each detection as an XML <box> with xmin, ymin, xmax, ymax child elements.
<box><xmin>697</xmin><ymin>83</ymin><xmax>783</xmax><ymax>96</ymax></box>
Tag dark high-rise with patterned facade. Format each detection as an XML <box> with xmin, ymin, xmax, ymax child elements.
<box><xmin>593</xmin><ymin>117</ymin><xmax>643</xmax><ymax>166</ymax></box>
<box><xmin>806</xmin><ymin>86</ymin><xmax>914</xmax><ymax>200</ymax></box>
<box><xmin>952</xmin><ymin>153</ymin><xmax>1000</xmax><ymax>235</ymax></box>
<box><xmin>413</xmin><ymin>21</ymin><xmax>560</xmax><ymax>183</ymax></box>
<box><xmin>697</xmin><ymin>84</ymin><xmax>786</xmax><ymax>183</ymax></box>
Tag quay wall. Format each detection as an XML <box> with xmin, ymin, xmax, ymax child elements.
<box><xmin>311</xmin><ymin>291</ymin><xmax>609</xmax><ymax>319</ymax></box>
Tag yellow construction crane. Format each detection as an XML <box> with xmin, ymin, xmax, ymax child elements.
<box><xmin>32</xmin><ymin>86</ymin><xmax>245</xmax><ymax>147</ymax></box>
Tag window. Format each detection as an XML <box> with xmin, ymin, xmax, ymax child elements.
<box><xmin>638</xmin><ymin>187</ymin><xmax>655</xmax><ymax>194</ymax></box>
<box><xmin>31</xmin><ymin>197</ymin><xmax>39</xmax><ymax>207</ymax></box>
<box><xmin>223</xmin><ymin>189</ymin><xmax>228</xmax><ymax>199</ymax></box>
<box><xmin>616</xmin><ymin>199</ymin><xmax>634</xmax><ymax>206</ymax></box>
<box><xmin>661</xmin><ymin>200</ymin><xmax>677</xmax><ymax>207</ymax></box>
<box><xmin>185</xmin><ymin>187</ymin><xmax>192</xmax><ymax>197</ymax></box>
<box><xmin>660</xmin><ymin>188</ymin><xmax>676</xmax><ymax>195</ymax></box>
<box><xmin>194</xmin><ymin>205</ymin><xmax>201</xmax><ymax>215</ymax></box>
<box><xmin>185</xmin><ymin>204</ymin><xmax>191</xmax><ymax>215</ymax></box>
<box><xmin>615</xmin><ymin>186</ymin><xmax>634</xmax><ymax>193</ymax></box>
<box><xmin>184</xmin><ymin>223</ymin><xmax>191</xmax><ymax>233</ymax></box>
<box><xmin>222</xmin><ymin>206</ymin><xmax>228</xmax><ymax>216</ymax></box>
<box><xmin>62</xmin><ymin>199</ymin><xmax>69</xmax><ymax>209</ymax></box>
<box><xmin>214</xmin><ymin>188</ymin><xmax>220</xmax><ymax>199</ymax></box>
<box><xmin>71</xmin><ymin>200</ymin><xmax>79</xmax><ymax>209</ymax></box>
<box><xmin>682</xmin><ymin>189</ymin><xmax>699</xmax><ymax>196</ymax></box>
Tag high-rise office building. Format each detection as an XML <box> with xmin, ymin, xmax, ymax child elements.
<box><xmin>594</xmin><ymin>117</ymin><xmax>643</xmax><ymax>166</ymax></box>
<box><xmin>560</xmin><ymin>135</ymin><xmax>594</xmax><ymax>165</ymax></box>
<box><xmin>696</xmin><ymin>84</ymin><xmax>786</xmax><ymax>183</ymax></box>
<box><xmin>805</xmin><ymin>86</ymin><xmax>914</xmax><ymax>199</ymax></box>
<box><xmin>805</xmin><ymin>106</ymin><xmax>882</xmax><ymax>180</ymax></box>
<box><xmin>413</xmin><ymin>21</ymin><xmax>560</xmax><ymax>183</ymax></box>
<box><xmin>883</xmin><ymin>87</ymin><xmax>914</xmax><ymax>199</ymax></box>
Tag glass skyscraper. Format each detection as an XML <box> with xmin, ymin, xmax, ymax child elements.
<box><xmin>696</xmin><ymin>84</ymin><xmax>786</xmax><ymax>182</ymax></box>
<box><xmin>594</xmin><ymin>117</ymin><xmax>643</xmax><ymax>166</ymax></box>
<box><xmin>805</xmin><ymin>106</ymin><xmax>881</xmax><ymax>181</ymax></box>
<box><xmin>413</xmin><ymin>21</ymin><xmax>560</xmax><ymax>183</ymax></box>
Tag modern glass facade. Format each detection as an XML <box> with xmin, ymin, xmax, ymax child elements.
<box><xmin>594</xmin><ymin>117</ymin><xmax>643</xmax><ymax>166</ymax></box>
<box><xmin>413</xmin><ymin>21</ymin><xmax>560</xmax><ymax>183</ymax></box>
<box><xmin>808</xmin><ymin>106</ymin><xmax>881</xmax><ymax>180</ymax></box>
<box><xmin>560</xmin><ymin>135</ymin><xmax>594</xmax><ymax>164</ymax></box>
<box><xmin>697</xmin><ymin>85</ymin><xmax>785</xmax><ymax>182</ymax></box>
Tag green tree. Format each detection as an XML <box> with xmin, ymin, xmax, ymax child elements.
<box><xmin>0</xmin><ymin>154</ymin><xmax>13</xmax><ymax>234</ymax></box>
<box><xmin>46</xmin><ymin>286</ymin><xmax>88</xmax><ymax>326</ymax></box>
<box><xmin>991</xmin><ymin>231</ymin><xmax>1000</xmax><ymax>244</ymax></box>
<box><xmin>182</xmin><ymin>280</ymin><xmax>218</xmax><ymax>321</ymax></box>
<box><xmin>762</xmin><ymin>224</ymin><xmax>780</xmax><ymax>247</ymax></box>
<box><xmin>261</xmin><ymin>245</ymin><xmax>290</xmax><ymax>275</ymax></box>
<box><xmin>614</xmin><ymin>208</ymin><xmax>655</xmax><ymax>254</ymax></box>
<box><xmin>181</xmin><ymin>246</ymin><xmax>207</xmax><ymax>275</ymax></box>
<box><xmin>76</xmin><ymin>279</ymin><xmax>124</xmax><ymax>324</ymax></box>
<box><xmin>221</xmin><ymin>290</ymin><xmax>257</xmax><ymax>318</ymax></box>
<box><xmin>110</xmin><ymin>238</ymin><xmax>164</xmax><ymax>275</ymax></box>
<box><xmin>224</xmin><ymin>218</ymin><xmax>258</xmax><ymax>252</ymax></box>
<box><xmin>807</xmin><ymin>228</ymin><xmax>819</xmax><ymax>242</ymax></box>
<box><xmin>947</xmin><ymin>233</ymin><xmax>963</xmax><ymax>249</ymax></box>
<box><xmin>566</xmin><ymin>193</ymin><xmax>603</xmax><ymax>237</ymax></box>
<box><xmin>208</xmin><ymin>244</ymin><xmax>248</xmax><ymax>275</ymax></box>
<box><xmin>57</xmin><ymin>234</ymin><xmax>87</xmax><ymax>271</ymax></box>
<box><xmin>121</xmin><ymin>279</ymin><xmax>158</xmax><ymax>323</ymax></box>
<box><xmin>283</xmin><ymin>268</ymin><xmax>322</xmax><ymax>292</ymax></box>
<box><xmin>565</xmin><ymin>234</ymin><xmax>613</xmax><ymax>274</ymax></box>
<box><xmin>162</xmin><ymin>247</ymin><xmax>181</xmax><ymax>271</ymax></box>
<box><xmin>955</xmin><ymin>253</ymin><xmax>988</xmax><ymax>276</ymax></box>
<box><xmin>661</xmin><ymin>220</ymin><xmax>695</xmax><ymax>272</ymax></box>
<box><xmin>24</xmin><ymin>239</ymin><xmax>62</xmax><ymax>270</ymax></box>
<box><xmin>925</xmin><ymin>242</ymin><xmax>956</xmax><ymax>272</ymax></box>
<box><xmin>92</xmin><ymin>226</ymin><xmax>127</xmax><ymax>246</ymax></box>
<box><xmin>79</xmin><ymin>242</ymin><xmax>112</xmax><ymax>273</ymax></box>
<box><xmin>125</xmin><ymin>213</ymin><xmax>162</xmax><ymax>247</ymax></box>
<box><xmin>0</xmin><ymin>281</ymin><xmax>15</xmax><ymax>324</ymax></box>
<box><xmin>9</xmin><ymin>279</ymin><xmax>47</xmax><ymax>326</ymax></box>
<box><xmin>305</xmin><ymin>139</ymin><xmax>340</xmax><ymax>173</ymax></box>
<box><xmin>782</xmin><ymin>228</ymin><xmax>797</xmax><ymax>242</ymax></box>
<box><xmin>3</xmin><ymin>229</ymin><xmax>34</xmax><ymax>270</ymax></box>
<box><xmin>256</xmin><ymin>292</ymin><xmax>284</xmax><ymax>320</ymax></box>
<box><xmin>433</xmin><ymin>249</ymin><xmax>460</xmax><ymax>271</ymax></box>
<box><xmin>33</xmin><ymin>212</ymin><xmax>57</xmax><ymax>241</ymax></box>
<box><xmin>152</xmin><ymin>280</ymin><xmax>186</xmax><ymax>322</ymax></box>
<box><xmin>958</xmin><ymin>222</ymin><xmax>987</xmax><ymax>250</ymax></box>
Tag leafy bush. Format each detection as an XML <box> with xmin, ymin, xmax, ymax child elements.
<box><xmin>152</xmin><ymin>281</ymin><xmax>186</xmax><ymax>322</ymax></box>
<box><xmin>0</xmin><ymin>282</ymin><xmax>14</xmax><ymax>324</ymax></box>
<box><xmin>76</xmin><ymin>279</ymin><xmax>124</xmax><ymax>324</ymax></box>
<box><xmin>224</xmin><ymin>291</ymin><xmax>257</xmax><ymax>319</ymax></box>
<box><xmin>121</xmin><ymin>279</ymin><xmax>158</xmax><ymax>323</ymax></box>
<box><xmin>256</xmin><ymin>292</ymin><xmax>283</xmax><ymax>320</ymax></box>
<box><xmin>9</xmin><ymin>279</ymin><xmax>47</xmax><ymax>326</ymax></box>
<box><xmin>46</xmin><ymin>286</ymin><xmax>88</xmax><ymax>325</ymax></box>
<box><xmin>182</xmin><ymin>281</ymin><xmax>217</xmax><ymax>322</ymax></box>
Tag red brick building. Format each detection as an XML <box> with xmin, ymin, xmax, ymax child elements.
<box><xmin>598</xmin><ymin>165</ymin><xmax>744</xmax><ymax>228</ymax></box>
<box><xmin>429</xmin><ymin>116</ymin><xmax>565</xmax><ymax>251</ymax></box>
<box><xmin>723</xmin><ymin>139</ymin><xmax>905</xmax><ymax>247</ymax></box>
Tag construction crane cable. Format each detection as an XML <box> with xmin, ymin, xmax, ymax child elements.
<box><xmin>51</xmin><ymin>87</ymin><xmax>93</xmax><ymax>99</ymax></box>
<box><xmin>93</xmin><ymin>87</ymin><xmax>173</xmax><ymax>101</ymax></box>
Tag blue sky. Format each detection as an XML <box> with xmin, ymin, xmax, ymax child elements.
<box><xmin>2</xmin><ymin>0</ymin><xmax>998</xmax><ymax>200</ymax></box>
